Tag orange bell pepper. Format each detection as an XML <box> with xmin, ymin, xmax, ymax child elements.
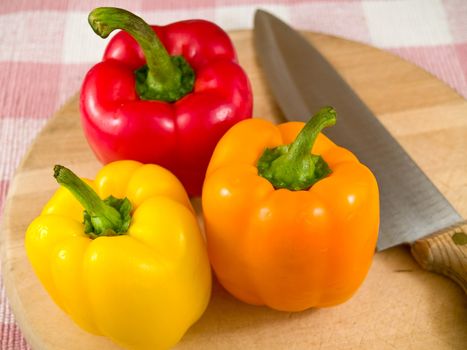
<box><xmin>202</xmin><ymin>107</ymin><xmax>379</xmax><ymax>311</ymax></box>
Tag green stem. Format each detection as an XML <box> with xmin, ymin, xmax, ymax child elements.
<box><xmin>257</xmin><ymin>106</ymin><xmax>337</xmax><ymax>191</ymax></box>
<box><xmin>54</xmin><ymin>165</ymin><xmax>132</xmax><ymax>238</ymax></box>
<box><xmin>88</xmin><ymin>7</ymin><xmax>194</xmax><ymax>102</ymax></box>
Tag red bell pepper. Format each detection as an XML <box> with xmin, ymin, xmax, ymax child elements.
<box><xmin>80</xmin><ymin>7</ymin><xmax>252</xmax><ymax>196</ymax></box>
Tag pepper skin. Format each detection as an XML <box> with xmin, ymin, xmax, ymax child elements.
<box><xmin>202</xmin><ymin>107</ymin><xmax>379</xmax><ymax>311</ymax></box>
<box><xmin>25</xmin><ymin>160</ymin><xmax>211</xmax><ymax>350</ymax></box>
<box><xmin>80</xmin><ymin>8</ymin><xmax>252</xmax><ymax>196</ymax></box>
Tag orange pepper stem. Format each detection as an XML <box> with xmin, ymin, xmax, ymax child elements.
<box><xmin>88</xmin><ymin>7</ymin><xmax>194</xmax><ymax>102</ymax></box>
<box><xmin>53</xmin><ymin>165</ymin><xmax>132</xmax><ymax>238</ymax></box>
<box><xmin>257</xmin><ymin>106</ymin><xmax>336</xmax><ymax>191</ymax></box>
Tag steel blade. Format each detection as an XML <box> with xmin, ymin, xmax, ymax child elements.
<box><xmin>254</xmin><ymin>10</ymin><xmax>463</xmax><ymax>250</ymax></box>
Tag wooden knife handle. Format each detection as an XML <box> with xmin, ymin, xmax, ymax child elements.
<box><xmin>411</xmin><ymin>222</ymin><xmax>467</xmax><ymax>293</ymax></box>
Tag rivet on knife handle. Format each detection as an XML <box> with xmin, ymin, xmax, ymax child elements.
<box><xmin>411</xmin><ymin>222</ymin><xmax>467</xmax><ymax>293</ymax></box>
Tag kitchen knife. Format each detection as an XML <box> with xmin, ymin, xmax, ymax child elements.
<box><xmin>253</xmin><ymin>9</ymin><xmax>466</xmax><ymax>291</ymax></box>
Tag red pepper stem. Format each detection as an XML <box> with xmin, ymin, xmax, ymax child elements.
<box><xmin>53</xmin><ymin>165</ymin><xmax>131</xmax><ymax>238</ymax></box>
<box><xmin>88</xmin><ymin>7</ymin><xmax>194</xmax><ymax>102</ymax></box>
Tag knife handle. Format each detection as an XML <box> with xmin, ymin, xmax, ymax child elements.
<box><xmin>411</xmin><ymin>222</ymin><xmax>467</xmax><ymax>293</ymax></box>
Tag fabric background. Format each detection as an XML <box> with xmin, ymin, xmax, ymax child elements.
<box><xmin>0</xmin><ymin>0</ymin><xmax>466</xmax><ymax>348</ymax></box>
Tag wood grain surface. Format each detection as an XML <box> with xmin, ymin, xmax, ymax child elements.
<box><xmin>1</xmin><ymin>31</ymin><xmax>467</xmax><ymax>350</ymax></box>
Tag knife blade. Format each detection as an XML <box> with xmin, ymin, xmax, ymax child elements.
<box><xmin>253</xmin><ymin>9</ymin><xmax>467</xmax><ymax>289</ymax></box>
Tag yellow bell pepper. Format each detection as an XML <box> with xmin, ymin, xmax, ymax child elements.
<box><xmin>25</xmin><ymin>160</ymin><xmax>212</xmax><ymax>350</ymax></box>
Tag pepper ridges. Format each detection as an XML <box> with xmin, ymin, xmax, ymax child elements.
<box><xmin>202</xmin><ymin>108</ymin><xmax>380</xmax><ymax>311</ymax></box>
<box><xmin>80</xmin><ymin>7</ymin><xmax>253</xmax><ymax>196</ymax></box>
<box><xmin>25</xmin><ymin>160</ymin><xmax>212</xmax><ymax>350</ymax></box>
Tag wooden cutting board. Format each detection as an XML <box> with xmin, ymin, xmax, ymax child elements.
<box><xmin>1</xmin><ymin>31</ymin><xmax>466</xmax><ymax>350</ymax></box>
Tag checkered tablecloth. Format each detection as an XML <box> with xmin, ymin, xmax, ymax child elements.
<box><xmin>1</xmin><ymin>0</ymin><xmax>466</xmax><ymax>349</ymax></box>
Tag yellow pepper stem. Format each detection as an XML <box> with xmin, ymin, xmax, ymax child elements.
<box><xmin>257</xmin><ymin>106</ymin><xmax>336</xmax><ymax>191</ymax></box>
<box><xmin>53</xmin><ymin>165</ymin><xmax>132</xmax><ymax>238</ymax></box>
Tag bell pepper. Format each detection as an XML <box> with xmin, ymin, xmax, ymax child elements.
<box><xmin>25</xmin><ymin>160</ymin><xmax>211</xmax><ymax>350</ymax></box>
<box><xmin>202</xmin><ymin>107</ymin><xmax>379</xmax><ymax>311</ymax></box>
<box><xmin>80</xmin><ymin>7</ymin><xmax>253</xmax><ymax>196</ymax></box>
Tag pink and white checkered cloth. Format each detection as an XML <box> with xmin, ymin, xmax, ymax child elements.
<box><xmin>1</xmin><ymin>0</ymin><xmax>466</xmax><ymax>348</ymax></box>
